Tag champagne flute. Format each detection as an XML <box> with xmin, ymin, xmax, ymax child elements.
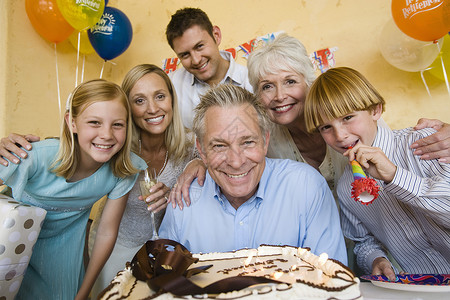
<box><xmin>139</xmin><ymin>168</ymin><xmax>159</xmax><ymax>240</ymax></box>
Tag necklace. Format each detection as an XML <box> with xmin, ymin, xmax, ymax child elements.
<box><xmin>139</xmin><ymin>139</ymin><xmax>169</xmax><ymax>178</ymax></box>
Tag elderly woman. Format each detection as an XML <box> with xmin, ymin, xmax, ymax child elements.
<box><xmin>248</xmin><ymin>34</ymin><xmax>345</xmax><ymax>191</ymax></box>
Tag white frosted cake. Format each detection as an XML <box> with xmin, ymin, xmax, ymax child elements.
<box><xmin>98</xmin><ymin>243</ymin><xmax>361</xmax><ymax>300</ymax></box>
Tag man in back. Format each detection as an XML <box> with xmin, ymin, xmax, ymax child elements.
<box><xmin>159</xmin><ymin>84</ymin><xmax>347</xmax><ymax>264</ymax></box>
<box><xmin>166</xmin><ymin>7</ymin><xmax>252</xmax><ymax>129</ymax></box>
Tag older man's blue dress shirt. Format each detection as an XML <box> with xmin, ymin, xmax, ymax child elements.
<box><xmin>159</xmin><ymin>158</ymin><xmax>347</xmax><ymax>264</ymax></box>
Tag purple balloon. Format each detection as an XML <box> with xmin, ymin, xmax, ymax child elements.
<box><xmin>88</xmin><ymin>7</ymin><xmax>132</xmax><ymax>61</ymax></box>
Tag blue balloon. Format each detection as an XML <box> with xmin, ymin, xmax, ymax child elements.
<box><xmin>88</xmin><ymin>7</ymin><xmax>132</xmax><ymax>61</ymax></box>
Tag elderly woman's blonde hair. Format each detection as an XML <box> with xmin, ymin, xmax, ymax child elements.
<box><xmin>247</xmin><ymin>33</ymin><xmax>316</xmax><ymax>94</ymax></box>
<box><xmin>193</xmin><ymin>84</ymin><xmax>272</xmax><ymax>147</ymax></box>
<box><xmin>53</xmin><ymin>79</ymin><xmax>137</xmax><ymax>179</ymax></box>
<box><xmin>304</xmin><ymin>67</ymin><xmax>386</xmax><ymax>133</ymax></box>
<box><xmin>121</xmin><ymin>64</ymin><xmax>193</xmax><ymax>163</ymax></box>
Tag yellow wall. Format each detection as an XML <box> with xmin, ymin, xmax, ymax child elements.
<box><xmin>1</xmin><ymin>0</ymin><xmax>449</xmax><ymax>138</ymax></box>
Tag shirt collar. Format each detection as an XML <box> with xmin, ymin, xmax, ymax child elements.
<box><xmin>189</xmin><ymin>51</ymin><xmax>241</xmax><ymax>86</ymax></box>
<box><xmin>210</xmin><ymin>158</ymin><xmax>271</xmax><ymax>209</ymax></box>
<box><xmin>221</xmin><ymin>51</ymin><xmax>242</xmax><ymax>86</ymax></box>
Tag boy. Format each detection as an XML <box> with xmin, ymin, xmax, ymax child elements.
<box><xmin>304</xmin><ymin>67</ymin><xmax>450</xmax><ymax>279</ymax></box>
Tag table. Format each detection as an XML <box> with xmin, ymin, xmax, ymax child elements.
<box><xmin>360</xmin><ymin>282</ymin><xmax>449</xmax><ymax>300</ymax></box>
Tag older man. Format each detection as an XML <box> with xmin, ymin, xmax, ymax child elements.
<box><xmin>158</xmin><ymin>84</ymin><xmax>347</xmax><ymax>264</ymax></box>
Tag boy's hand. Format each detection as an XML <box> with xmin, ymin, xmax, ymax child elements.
<box><xmin>345</xmin><ymin>144</ymin><xmax>397</xmax><ymax>183</ymax></box>
<box><xmin>372</xmin><ymin>257</ymin><xmax>396</xmax><ymax>281</ymax></box>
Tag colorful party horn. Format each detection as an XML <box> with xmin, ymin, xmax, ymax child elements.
<box><xmin>350</xmin><ymin>160</ymin><xmax>379</xmax><ymax>205</ymax></box>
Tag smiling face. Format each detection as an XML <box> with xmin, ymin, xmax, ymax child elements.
<box><xmin>128</xmin><ymin>73</ymin><xmax>173</xmax><ymax>136</ymax></box>
<box><xmin>172</xmin><ymin>25</ymin><xmax>226</xmax><ymax>85</ymax></box>
<box><xmin>197</xmin><ymin>104</ymin><xmax>269</xmax><ymax>208</ymax></box>
<box><xmin>70</xmin><ymin>98</ymin><xmax>128</xmax><ymax>169</ymax></box>
<box><xmin>258</xmin><ymin>70</ymin><xmax>309</xmax><ymax>126</ymax></box>
<box><xmin>318</xmin><ymin>106</ymin><xmax>382</xmax><ymax>154</ymax></box>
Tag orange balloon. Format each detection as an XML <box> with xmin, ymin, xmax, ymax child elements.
<box><xmin>391</xmin><ymin>0</ymin><xmax>449</xmax><ymax>42</ymax></box>
<box><xmin>25</xmin><ymin>0</ymin><xmax>74</xmax><ymax>43</ymax></box>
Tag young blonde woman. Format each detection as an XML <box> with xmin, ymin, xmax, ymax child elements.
<box><xmin>89</xmin><ymin>64</ymin><xmax>199</xmax><ymax>297</ymax></box>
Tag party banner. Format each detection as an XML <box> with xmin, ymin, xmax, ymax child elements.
<box><xmin>162</xmin><ymin>31</ymin><xmax>337</xmax><ymax>74</ymax></box>
<box><xmin>310</xmin><ymin>47</ymin><xmax>338</xmax><ymax>74</ymax></box>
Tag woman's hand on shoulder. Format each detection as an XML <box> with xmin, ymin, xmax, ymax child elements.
<box><xmin>412</xmin><ymin>118</ymin><xmax>450</xmax><ymax>163</ymax></box>
<box><xmin>169</xmin><ymin>158</ymin><xmax>206</xmax><ymax>210</ymax></box>
<box><xmin>0</xmin><ymin>133</ymin><xmax>40</xmax><ymax>166</ymax></box>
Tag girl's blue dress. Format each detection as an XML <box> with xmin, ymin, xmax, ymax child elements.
<box><xmin>0</xmin><ymin>139</ymin><xmax>146</xmax><ymax>299</ymax></box>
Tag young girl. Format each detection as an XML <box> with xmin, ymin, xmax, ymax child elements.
<box><xmin>304</xmin><ymin>67</ymin><xmax>450</xmax><ymax>279</ymax></box>
<box><xmin>0</xmin><ymin>79</ymin><xmax>146</xmax><ymax>299</ymax></box>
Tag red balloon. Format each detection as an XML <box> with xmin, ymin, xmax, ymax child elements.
<box><xmin>391</xmin><ymin>0</ymin><xmax>450</xmax><ymax>41</ymax></box>
<box><xmin>25</xmin><ymin>0</ymin><xmax>74</xmax><ymax>43</ymax></box>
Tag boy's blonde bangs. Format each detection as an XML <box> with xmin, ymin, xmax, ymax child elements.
<box><xmin>305</xmin><ymin>67</ymin><xmax>385</xmax><ymax>132</ymax></box>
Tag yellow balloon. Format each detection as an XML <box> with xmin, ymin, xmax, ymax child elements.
<box><xmin>57</xmin><ymin>0</ymin><xmax>105</xmax><ymax>31</ymax></box>
<box><xmin>428</xmin><ymin>35</ymin><xmax>450</xmax><ymax>82</ymax></box>
<box><xmin>69</xmin><ymin>30</ymin><xmax>95</xmax><ymax>54</ymax></box>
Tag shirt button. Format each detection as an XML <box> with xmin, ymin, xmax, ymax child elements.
<box><xmin>239</xmin><ymin>221</ymin><xmax>244</xmax><ymax>226</ymax></box>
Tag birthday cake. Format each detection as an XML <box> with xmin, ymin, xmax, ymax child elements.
<box><xmin>98</xmin><ymin>240</ymin><xmax>362</xmax><ymax>300</ymax></box>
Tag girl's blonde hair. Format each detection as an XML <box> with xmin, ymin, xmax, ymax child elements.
<box><xmin>121</xmin><ymin>64</ymin><xmax>192</xmax><ymax>163</ymax></box>
<box><xmin>305</xmin><ymin>67</ymin><xmax>386</xmax><ymax>133</ymax></box>
<box><xmin>52</xmin><ymin>79</ymin><xmax>138</xmax><ymax>179</ymax></box>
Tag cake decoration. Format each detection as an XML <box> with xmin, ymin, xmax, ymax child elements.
<box><xmin>99</xmin><ymin>240</ymin><xmax>362</xmax><ymax>300</ymax></box>
<box><xmin>130</xmin><ymin>239</ymin><xmax>284</xmax><ymax>297</ymax></box>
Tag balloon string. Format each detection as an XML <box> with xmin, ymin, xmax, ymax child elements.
<box><xmin>81</xmin><ymin>54</ymin><xmax>86</xmax><ymax>83</ymax></box>
<box><xmin>440</xmin><ymin>53</ymin><xmax>450</xmax><ymax>96</ymax></box>
<box><xmin>75</xmin><ymin>31</ymin><xmax>81</xmax><ymax>87</ymax></box>
<box><xmin>54</xmin><ymin>43</ymin><xmax>62</xmax><ymax>118</ymax></box>
<box><xmin>420</xmin><ymin>69</ymin><xmax>432</xmax><ymax>97</ymax></box>
<box><xmin>100</xmin><ymin>60</ymin><xmax>106</xmax><ymax>78</ymax></box>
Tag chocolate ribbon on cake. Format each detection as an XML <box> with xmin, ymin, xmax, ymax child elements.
<box><xmin>131</xmin><ymin>239</ymin><xmax>286</xmax><ymax>296</ymax></box>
